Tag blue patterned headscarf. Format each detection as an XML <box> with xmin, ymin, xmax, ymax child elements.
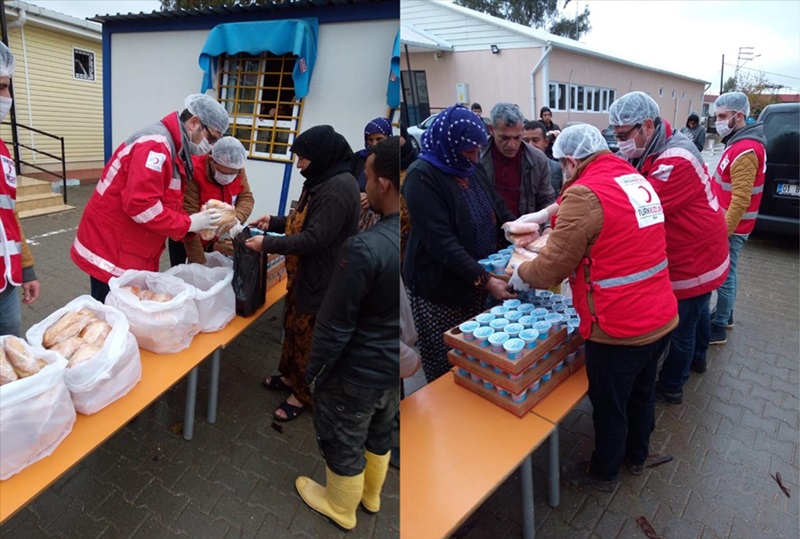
<box><xmin>419</xmin><ymin>104</ymin><xmax>488</xmax><ymax>176</ymax></box>
<box><xmin>357</xmin><ymin>117</ymin><xmax>393</xmax><ymax>157</ymax></box>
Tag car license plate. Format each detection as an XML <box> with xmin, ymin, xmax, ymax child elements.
<box><xmin>776</xmin><ymin>183</ymin><xmax>800</xmax><ymax>197</ymax></box>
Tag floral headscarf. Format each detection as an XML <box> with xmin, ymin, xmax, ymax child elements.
<box><xmin>357</xmin><ymin>117</ymin><xmax>393</xmax><ymax>157</ymax></box>
<box><xmin>419</xmin><ymin>104</ymin><xmax>488</xmax><ymax>176</ymax></box>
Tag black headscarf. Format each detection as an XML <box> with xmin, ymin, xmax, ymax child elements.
<box><xmin>290</xmin><ymin>125</ymin><xmax>353</xmax><ymax>188</ymax></box>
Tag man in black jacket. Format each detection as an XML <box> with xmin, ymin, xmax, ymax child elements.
<box><xmin>296</xmin><ymin>137</ymin><xmax>400</xmax><ymax>531</ymax></box>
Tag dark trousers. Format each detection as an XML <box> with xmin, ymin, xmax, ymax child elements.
<box><xmin>168</xmin><ymin>239</ymin><xmax>187</xmax><ymax>267</ymax></box>
<box><xmin>657</xmin><ymin>292</ymin><xmax>710</xmax><ymax>393</ymax></box>
<box><xmin>90</xmin><ymin>277</ymin><xmax>110</xmax><ymax>303</ymax></box>
<box><xmin>585</xmin><ymin>335</ymin><xmax>670</xmax><ymax>480</ymax></box>
<box><xmin>313</xmin><ymin>375</ymin><xmax>400</xmax><ymax>476</ymax></box>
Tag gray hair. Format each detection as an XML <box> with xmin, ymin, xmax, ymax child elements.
<box><xmin>490</xmin><ymin>102</ymin><xmax>525</xmax><ymax>129</ymax></box>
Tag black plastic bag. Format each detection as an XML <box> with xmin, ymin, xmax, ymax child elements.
<box><xmin>233</xmin><ymin>229</ymin><xmax>267</xmax><ymax>316</ymax></box>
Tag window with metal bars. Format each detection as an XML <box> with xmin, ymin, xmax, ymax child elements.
<box><xmin>217</xmin><ymin>52</ymin><xmax>303</xmax><ymax>162</ymax></box>
<box><xmin>73</xmin><ymin>48</ymin><xmax>95</xmax><ymax>81</ymax></box>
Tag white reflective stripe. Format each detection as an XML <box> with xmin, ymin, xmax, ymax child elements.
<box><xmin>594</xmin><ymin>259</ymin><xmax>668</xmax><ymax>289</ymax></box>
<box><xmin>752</xmin><ymin>184</ymin><xmax>764</xmax><ymax>194</ymax></box>
<box><xmin>672</xmin><ymin>254</ymin><xmax>729</xmax><ymax>291</ymax></box>
<box><xmin>131</xmin><ymin>200</ymin><xmax>164</xmax><ymax>224</ymax></box>
<box><xmin>742</xmin><ymin>211</ymin><xmax>759</xmax><ymax>220</ymax></box>
<box><xmin>0</xmin><ymin>241</ymin><xmax>22</xmax><ymax>256</ymax></box>
<box><xmin>656</xmin><ymin>147</ymin><xmax>719</xmax><ymax>211</ymax></box>
<box><xmin>169</xmin><ymin>176</ymin><xmax>181</xmax><ymax>190</ymax></box>
<box><xmin>715</xmin><ymin>175</ymin><xmax>731</xmax><ymax>190</ymax></box>
<box><xmin>72</xmin><ymin>237</ymin><xmax>126</xmax><ymax>277</ymax></box>
<box><xmin>96</xmin><ymin>134</ymin><xmax>172</xmax><ymax>196</ymax></box>
<box><xmin>0</xmin><ymin>194</ymin><xmax>14</xmax><ymax>210</ymax></box>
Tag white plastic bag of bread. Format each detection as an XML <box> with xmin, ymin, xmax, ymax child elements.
<box><xmin>0</xmin><ymin>340</ymin><xmax>75</xmax><ymax>480</ymax></box>
<box><xmin>165</xmin><ymin>263</ymin><xmax>235</xmax><ymax>332</ymax></box>
<box><xmin>524</xmin><ymin>234</ymin><xmax>550</xmax><ymax>253</ymax></box>
<box><xmin>26</xmin><ymin>295</ymin><xmax>142</xmax><ymax>415</ymax></box>
<box><xmin>505</xmin><ymin>248</ymin><xmax>539</xmax><ymax>276</ymax></box>
<box><xmin>106</xmin><ymin>270</ymin><xmax>200</xmax><ymax>354</ymax></box>
<box><xmin>199</xmin><ymin>199</ymin><xmax>237</xmax><ymax>242</ymax></box>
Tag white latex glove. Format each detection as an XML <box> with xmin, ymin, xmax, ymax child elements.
<box><xmin>516</xmin><ymin>209</ymin><xmax>551</xmax><ymax>225</ymax></box>
<box><xmin>508</xmin><ymin>265</ymin><xmax>530</xmax><ymax>293</ymax></box>
<box><xmin>188</xmin><ymin>208</ymin><xmax>222</xmax><ymax>233</ymax></box>
<box><xmin>228</xmin><ymin>219</ymin><xmax>244</xmax><ymax>238</ymax></box>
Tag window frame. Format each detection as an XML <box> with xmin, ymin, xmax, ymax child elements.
<box><xmin>73</xmin><ymin>47</ymin><xmax>95</xmax><ymax>82</ymax></box>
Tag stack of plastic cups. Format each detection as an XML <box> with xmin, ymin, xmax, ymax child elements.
<box><xmin>531</xmin><ymin>307</ymin><xmax>548</xmax><ymax>321</ymax></box>
<box><xmin>478</xmin><ymin>259</ymin><xmax>494</xmax><ymax>272</ymax></box>
<box><xmin>518</xmin><ymin>303</ymin><xmax>534</xmax><ymax>315</ymax></box>
<box><xmin>533</xmin><ymin>321</ymin><xmax>551</xmax><ymax>358</ymax></box>
<box><xmin>476</xmin><ymin>312</ymin><xmax>496</xmax><ymax>326</ymax></box>
<box><xmin>504</xmin><ymin>310</ymin><xmax>523</xmax><ymax>323</ymax></box>
<box><xmin>504</xmin><ymin>338</ymin><xmax>524</xmax><ymax>360</ymax></box>
<box><xmin>490</xmin><ymin>318</ymin><xmax>509</xmax><ymax>332</ymax></box>
<box><xmin>489</xmin><ymin>332</ymin><xmax>509</xmax><ymax>354</ymax></box>
<box><xmin>503</xmin><ymin>299</ymin><xmax>521</xmax><ymax>310</ymax></box>
<box><xmin>474</xmin><ymin>326</ymin><xmax>494</xmax><ymax>347</ymax></box>
<box><xmin>490</xmin><ymin>305</ymin><xmax>509</xmax><ymax>317</ymax></box>
<box><xmin>519</xmin><ymin>315</ymin><xmax>535</xmax><ymax>329</ymax></box>
<box><xmin>496</xmin><ymin>386</ymin><xmax>509</xmax><ymax>397</ymax></box>
<box><xmin>457</xmin><ymin>368</ymin><xmax>470</xmax><ymax>377</ymax></box>
<box><xmin>519</xmin><ymin>328</ymin><xmax>539</xmax><ymax>349</ymax></box>
<box><xmin>505</xmin><ymin>323</ymin><xmax>524</xmax><ymax>338</ymax></box>
<box><xmin>459</xmin><ymin>320</ymin><xmax>480</xmax><ymax>340</ymax></box>
<box><xmin>528</xmin><ymin>377</ymin><xmax>542</xmax><ymax>394</ymax></box>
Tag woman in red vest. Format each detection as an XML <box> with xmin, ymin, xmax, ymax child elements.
<box><xmin>511</xmin><ymin>124</ymin><xmax>678</xmax><ymax>492</ymax></box>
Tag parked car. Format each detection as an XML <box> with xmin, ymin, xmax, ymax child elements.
<box><xmin>602</xmin><ymin>125</ymin><xmax>620</xmax><ymax>153</ymax></box>
<box><xmin>755</xmin><ymin>103</ymin><xmax>799</xmax><ymax>235</ymax></box>
<box><xmin>406</xmin><ymin>113</ymin><xmax>438</xmax><ymax>153</ymax></box>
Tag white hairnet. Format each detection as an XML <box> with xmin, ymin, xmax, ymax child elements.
<box><xmin>552</xmin><ymin>124</ymin><xmax>607</xmax><ymax>160</ymax></box>
<box><xmin>185</xmin><ymin>94</ymin><xmax>229</xmax><ymax>135</ymax></box>
<box><xmin>714</xmin><ymin>92</ymin><xmax>750</xmax><ymax>117</ymax></box>
<box><xmin>211</xmin><ymin>136</ymin><xmax>247</xmax><ymax>169</ymax></box>
<box><xmin>0</xmin><ymin>42</ymin><xmax>16</xmax><ymax>78</ymax></box>
<box><xmin>608</xmin><ymin>91</ymin><xmax>660</xmax><ymax>126</ymax></box>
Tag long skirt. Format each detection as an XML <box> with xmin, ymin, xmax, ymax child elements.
<box><xmin>278</xmin><ymin>294</ymin><xmax>316</xmax><ymax>407</ymax></box>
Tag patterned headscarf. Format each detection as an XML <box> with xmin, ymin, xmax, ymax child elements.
<box><xmin>357</xmin><ymin>117</ymin><xmax>393</xmax><ymax>157</ymax></box>
<box><xmin>419</xmin><ymin>104</ymin><xmax>488</xmax><ymax>176</ymax></box>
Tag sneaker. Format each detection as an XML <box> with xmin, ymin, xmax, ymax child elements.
<box><xmin>690</xmin><ymin>360</ymin><xmax>707</xmax><ymax>374</ymax></box>
<box><xmin>655</xmin><ymin>385</ymin><xmax>683</xmax><ymax>405</ymax></box>
<box><xmin>709</xmin><ymin>323</ymin><xmax>727</xmax><ymax>345</ymax></box>
<box><xmin>625</xmin><ymin>454</ymin><xmax>674</xmax><ymax>475</ymax></box>
<box><xmin>561</xmin><ymin>461</ymin><xmax>617</xmax><ymax>493</ymax></box>
<box><xmin>711</xmin><ymin>310</ymin><xmax>734</xmax><ymax>330</ymax></box>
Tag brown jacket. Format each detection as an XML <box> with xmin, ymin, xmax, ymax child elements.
<box><xmin>182</xmin><ymin>160</ymin><xmax>254</xmax><ymax>264</ymax></box>
<box><xmin>518</xmin><ymin>150</ymin><xmax>677</xmax><ymax>346</ymax></box>
<box><xmin>725</xmin><ymin>151</ymin><xmax>758</xmax><ymax>236</ymax></box>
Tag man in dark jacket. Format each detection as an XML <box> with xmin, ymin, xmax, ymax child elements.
<box><xmin>480</xmin><ymin>103</ymin><xmax>556</xmax><ymax>226</ymax></box>
<box><xmin>296</xmin><ymin>137</ymin><xmax>400</xmax><ymax>531</ymax></box>
<box><xmin>680</xmin><ymin>112</ymin><xmax>706</xmax><ymax>152</ymax></box>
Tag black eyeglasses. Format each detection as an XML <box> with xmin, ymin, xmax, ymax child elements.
<box><xmin>614</xmin><ymin>124</ymin><xmax>642</xmax><ymax>141</ymax></box>
<box><xmin>200</xmin><ymin>122</ymin><xmax>220</xmax><ymax>144</ymax></box>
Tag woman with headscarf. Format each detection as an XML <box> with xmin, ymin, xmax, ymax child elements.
<box><xmin>247</xmin><ymin>125</ymin><xmax>360</xmax><ymax>421</ymax></box>
<box><xmin>399</xmin><ymin>123</ymin><xmax>419</xmax><ymax>262</ymax></box>
<box><xmin>352</xmin><ymin>117</ymin><xmax>393</xmax><ymax>231</ymax></box>
<box><xmin>402</xmin><ymin>104</ymin><xmax>518</xmax><ymax>383</ymax></box>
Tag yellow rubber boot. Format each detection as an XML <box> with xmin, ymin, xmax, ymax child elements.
<box><xmin>296</xmin><ymin>467</ymin><xmax>365</xmax><ymax>531</ymax></box>
<box><xmin>361</xmin><ymin>450</ymin><xmax>391</xmax><ymax>514</ymax></box>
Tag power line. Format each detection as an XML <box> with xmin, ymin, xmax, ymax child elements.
<box><xmin>723</xmin><ymin>63</ymin><xmax>800</xmax><ymax>81</ymax></box>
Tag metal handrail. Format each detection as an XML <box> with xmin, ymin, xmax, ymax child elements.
<box><xmin>1</xmin><ymin>121</ymin><xmax>68</xmax><ymax>204</ymax></box>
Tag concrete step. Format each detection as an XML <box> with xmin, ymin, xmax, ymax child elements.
<box><xmin>18</xmin><ymin>175</ymin><xmax>54</xmax><ymax>196</ymax></box>
<box><xmin>16</xmin><ymin>192</ymin><xmax>67</xmax><ymax>213</ymax></box>
<box><xmin>18</xmin><ymin>204</ymin><xmax>75</xmax><ymax>220</ymax></box>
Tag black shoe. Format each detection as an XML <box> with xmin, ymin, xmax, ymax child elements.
<box><xmin>711</xmin><ymin>310</ymin><xmax>734</xmax><ymax>330</ymax></box>
<box><xmin>389</xmin><ymin>447</ymin><xmax>399</xmax><ymax>470</ymax></box>
<box><xmin>655</xmin><ymin>385</ymin><xmax>683</xmax><ymax>405</ymax></box>
<box><xmin>625</xmin><ymin>454</ymin><xmax>674</xmax><ymax>475</ymax></box>
<box><xmin>709</xmin><ymin>323</ymin><xmax>727</xmax><ymax>345</ymax></box>
<box><xmin>561</xmin><ymin>461</ymin><xmax>617</xmax><ymax>493</ymax></box>
<box><xmin>690</xmin><ymin>360</ymin><xmax>707</xmax><ymax>374</ymax></box>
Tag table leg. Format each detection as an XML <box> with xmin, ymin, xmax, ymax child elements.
<box><xmin>183</xmin><ymin>367</ymin><xmax>198</xmax><ymax>441</ymax></box>
<box><xmin>207</xmin><ymin>348</ymin><xmax>221</xmax><ymax>424</ymax></box>
<box><xmin>520</xmin><ymin>453</ymin><xmax>535</xmax><ymax>539</ymax></box>
<box><xmin>548</xmin><ymin>425</ymin><xmax>560</xmax><ymax>508</ymax></box>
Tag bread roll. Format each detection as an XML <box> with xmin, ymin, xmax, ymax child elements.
<box><xmin>0</xmin><ymin>346</ymin><xmax>18</xmax><ymax>385</ymax></box>
<box><xmin>50</xmin><ymin>336</ymin><xmax>85</xmax><ymax>359</ymax></box>
<box><xmin>5</xmin><ymin>336</ymin><xmax>40</xmax><ymax>378</ymax></box>
<box><xmin>80</xmin><ymin>320</ymin><xmax>112</xmax><ymax>345</ymax></box>
<box><xmin>43</xmin><ymin>309</ymin><xmax>95</xmax><ymax>348</ymax></box>
<box><xmin>140</xmin><ymin>290</ymin><xmax>173</xmax><ymax>302</ymax></box>
<box><xmin>200</xmin><ymin>199</ymin><xmax>236</xmax><ymax>241</ymax></box>
<box><xmin>68</xmin><ymin>344</ymin><xmax>101</xmax><ymax>368</ymax></box>
<box><xmin>121</xmin><ymin>285</ymin><xmax>142</xmax><ymax>299</ymax></box>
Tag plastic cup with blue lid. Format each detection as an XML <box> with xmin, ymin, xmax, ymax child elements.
<box><xmin>551</xmin><ymin>294</ymin><xmax>565</xmax><ymax>304</ymax></box>
<box><xmin>490</xmin><ymin>318</ymin><xmax>510</xmax><ymax>331</ymax></box>
<box><xmin>542</xmin><ymin>369</ymin><xmax>553</xmax><ymax>382</ymax></box>
<box><xmin>533</xmin><ymin>321</ymin><xmax>551</xmax><ymax>340</ymax></box>
<box><xmin>538</xmin><ymin>290</ymin><xmax>554</xmax><ymax>300</ymax></box>
<box><xmin>503</xmin><ymin>299</ymin><xmax>521</xmax><ymax>309</ymax></box>
<box><xmin>457</xmin><ymin>368</ymin><xmax>469</xmax><ymax>377</ymax></box>
<box><xmin>459</xmin><ymin>320</ymin><xmax>480</xmax><ymax>340</ymax></box>
<box><xmin>531</xmin><ymin>307</ymin><xmax>548</xmax><ymax>320</ymax></box>
<box><xmin>519</xmin><ymin>315</ymin><xmax>535</xmax><ymax>328</ymax></box>
<box><xmin>517</xmin><ymin>303</ymin><xmax>534</xmax><ymax>314</ymax></box>
<box><xmin>470</xmin><ymin>373</ymin><xmax>481</xmax><ymax>382</ymax></box>
<box><xmin>505</xmin><ymin>323</ymin><xmax>524</xmax><ymax>338</ymax></box>
<box><xmin>476</xmin><ymin>312</ymin><xmax>496</xmax><ymax>326</ymax></box>
<box><xmin>565</xmin><ymin>325</ymin><xmax>576</xmax><ymax>342</ymax></box>
<box><xmin>565</xmin><ymin>307</ymin><xmax>577</xmax><ymax>317</ymax></box>
<box><xmin>564</xmin><ymin>297</ymin><xmax>573</xmax><ymax>306</ymax></box>
<box><xmin>490</xmin><ymin>258</ymin><xmax>507</xmax><ymax>274</ymax></box>
<box><xmin>483</xmin><ymin>380</ymin><xmax>494</xmax><ymax>390</ymax></box>
<box><xmin>473</xmin><ymin>326</ymin><xmax>494</xmax><ymax>347</ymax></box>
<box><xmin>478</xmin><ymin>258</ymin><xmax>494</xmax><ymax>272</ymax></box>
<box><xmin>496</xmin><ymin>386</ymin><xmax>509</xmax><ymax>397</ymax></box>
<box><xmin>490</xmin><ymin>305</ymin><xmax>509</xmax><ymax>316</ymax></box>
<box><xmin>544</xmin><ymin>313</ymin><xmax>564</xmax><ymax>331</ymax></box>
<box><xmin>488</xmin><ymin>253</ymin><xmax>504</xmax><ymax>260</ymax></box>
<box><xmin>489</xmin><ymin>332</ymin><xmax>509</xmax><ymax>353</ymax></box>
<box><xmin>510</xmin><ymin>391</ymin><xmax>527</xmax><ymax>403</ymax></box>
<box><xmin>503</xmin><ymin>338</ymin><xmax>525</xmax><ymax>360</ymax></box>
<box><xmin>553</xmin><ymin>303</ymin><xmax>567</xmax><ymax>313</ymax></box>
<box><xmin>566</xmin><ymin>351</ymin><xmax>578</xmax><ymax>364</ymax></box>
<box><xmin>554</xmin><ymin>360</ymin><xmax>566</xmax><ymax>372</ymax></box>
<box><xmin>452</xmin><ymin>348</ymin><xmax>464</xmax><ymax>356</ymax></box>
<box><xmin>519</xmin><ymin>328</ymin><xmax>539</xmax><ymax>348</ymax></box>
<box><xmin>529</xmin><ymin>378</ymin><xmax>542</xmax><ymax>392</ymax></box>
<box><xmin>504</xmin><ymin>310</ymin><xmax>523</xmax><ymax>322</ymax></box>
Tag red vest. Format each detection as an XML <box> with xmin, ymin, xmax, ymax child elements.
<box><xmin>568</xmin><ymin>154</ymin><xmax>677</xmax><ymax>340</ymax></box>
<box><xmin>0</xmin><ymin>139</ymin><xmax>22</xmax><ymax>292</ymax></box>
<box><xmin>714</xmin><ymin>138</ymin><xmax>766</xmax><ymax>235</ymax></box>
<box><xmin>191</xmin><ymin>155</ymin><xmax>243</xmax><ymax>245</ymax></box>
<box><xmin>639</xmin><ymin>134</ymin><xmax>729</xmax><ymax>299</ymax></box>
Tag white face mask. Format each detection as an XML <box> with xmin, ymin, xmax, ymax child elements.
<box><xmin>214</xmin><ymin>170</ymin><xmax>238</xmax><ymax>185</ymax></box>
<box><xmin>0</xmin><ymin>96</ymin><xmax>12</xmax><ymax>123</ymax></box>
<box><xmin>189</xmin><ymin>137</ymin><xmax>213</xmax><ymax>156</ymax></box>
<box><xmin>715</xmin><ymin>116</ymin><xmax>736</xmax><ymax>138</ymax></box>
<box><xmin>618</xmin><ymin>138</ymin><xmax>646</xmax><ymax>159</ymax></box>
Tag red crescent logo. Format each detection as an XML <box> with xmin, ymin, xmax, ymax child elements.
<box><xmin>638</xmin><ymin>185</ymin><xmax>652</xmax><ymax>203</ymax></box>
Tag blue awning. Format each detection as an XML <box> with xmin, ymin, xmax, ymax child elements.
<box><xmin>387</xmin><ymin>30</ymin><xmax>400</xmax><ymax>109</ymax></box>
<box><xmin>198</xmin><ymin>18</ymin><xmax>319</xmax><ymax>98</ymax></box>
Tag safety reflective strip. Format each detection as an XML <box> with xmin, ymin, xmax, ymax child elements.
<box><xmin>672</xmin><ymin>254</ymin><xmax>730</xmax><ymax>291</ymax></box>
<box><xmin>0</xmin><ymin>194</ymin><xmax>15</xmax><ymax>210</ymax></box>
<box><xmin>713</xmin><ymin>177</ymin><xmax>762</xmax><ymax>195</ymax></box>
<box><xmin>72</xmin><ymin>237</ymin><xmax>126</xmax><ymax>277</ymax></box>
<box><xmin>96</xmin><ymin>135</ymin><xmax>172</xmax><ymax>196</ymax></box>
<box><xmin>131</xmin><ymin>200</ymin><xmax>163</xmax><ymax>224</ymax></box>
<box><xmin>594</xmin><ymin>259</ymin><xmax>668</xmax><ymax>289</ymax></box>
<box><xmin>742</xmin><ymin>211</ymin><xmax>759</xmax><ymax>220</ymax></box>
<box><xmin>752</xmin><ymin>184</ymin><xmax>764</xmax><ymax>194</ymax></box>
<box><xmin>0</xmin><ymin>240</ymin><xmax>22</xmax><ymax>256</ymax></box>
<box><xmin>169</xmin><ymin>177</ymin><xmax>182</xmax><ymax>190</ymax></box>
<box><xmin>656</xmin><ymin>147</ymin><xmax>719</xmax><ymax>210</ymax></box>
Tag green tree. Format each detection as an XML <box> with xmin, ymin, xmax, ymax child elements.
<box><xmin>454</xmin><ymin>0</ymin><xmax>591</xmax><ymax>40</ymax></box>
<box><xmin>722</xmin><ymin>76</ymin><xmax>736</xmax><ymax>93</ymax></box>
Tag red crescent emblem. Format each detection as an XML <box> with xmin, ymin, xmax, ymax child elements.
<box><xmin>638</xmin><ymin>185</ymin><xmax>652</xmax><ymax>203</ymax></box>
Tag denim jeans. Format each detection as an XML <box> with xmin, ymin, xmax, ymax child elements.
<box><xmin>585</xmin><ymin>335</ymin><xmax>670</xmax><ymax>480</ymax></box>
<box><xmin>0</xmin><ymin>288</ymin><xmax>22</xmax><ymax>337</ymax></box>
<box><xmin>657</xmin><ymin>292</ymin><xmax>711</xmax><ymax>393</ymax></box>
<box><xmin>313</xmin><ymin>375</ymin><xmax>400</xmax><ymax>476</ymax></box>
<box><xmin>713</xmin><ymin>234</ymin><xmax>748</xmax><ymax>327</ymax></box>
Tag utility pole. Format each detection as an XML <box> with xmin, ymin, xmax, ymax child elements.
<box><xmin>735</xmin><ymin>46</ymin><xmax>760</xmax><ymax>86</ymax></box>
<box><xmin>719</xmin><ymin>54</ymin><xmax>724</xmax><ymax>95</ymax></box>
<box><xmin>0</xmin><ymin>0</ymin><xmax>20</xmax><ymax>174</ymax></box>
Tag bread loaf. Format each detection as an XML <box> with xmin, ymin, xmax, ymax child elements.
<box><xmin>0</xmin><ymin>346</ymin><xmax>18</xmax><ymax>385</ymax></box>
<box><xmin>80</xmin><ymin>320</ymin><xmax>112</xmax><ymax>345</ymax></box>
<box><xmin>121</xmin><ymin>285</ymin><xmax>143</xmax><ymax>298</ymax></box>
<box><xmin>200</xmin><ymin>199</ymin><xmax>236</xmax><ymax>241</ymax></box>
<box><xmin>50</xmin><ymin>336</ymin><xmax>85</xmax><ymax>359</ymax></box>
<box><xmin>139</xmin><ymin>290</ymin><xmax>173</xmax><ymax>302</ymax></box>
<box><xmin>68</xmin><ymin>344</ymin><xmax>101</xmax><ymax>368</ymax></box>
<box><xmin>5</xmin><ymin>336</ymin><xmax>40</xmax><ymax>378</ymax></box>
<box><xmin>43</xmin><ymin>309</ymin><xmax>96</xmax><ymax>348</ymax></box>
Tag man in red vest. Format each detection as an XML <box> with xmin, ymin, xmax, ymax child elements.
<box><xmin>709</xmin><ymin>92</ymin><xmax>766</xmax><ymax>345</ymax></box>
<box><xmin>0</xmin><ymin>42</ymin><xmax>40</xmax><ymax>336</ymax></box>
<box><xmin>510</xmin><ymin>124</ymin><xmax>677</xmax><ymax>491</ymax></box>
<box><xmin>608</xmin><ymin>92</ymin><xmax>729</xmax><ymax>402</ymax></box>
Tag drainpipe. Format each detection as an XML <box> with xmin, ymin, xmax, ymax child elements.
<box><xmin>7</xmin><ymin>7</ymin><xmax>32</xmax><ymax>164</ymax></box>
<box><xmin>529</xmin><ymin>44</ymin><xmax>551</xmax><ymax>120</ymax></box>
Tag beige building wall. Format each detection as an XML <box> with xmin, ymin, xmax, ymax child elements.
<box><xmin>0</xmin><ymin>24</ymin><xmax>103</xmax><ymax>173</ymax></box>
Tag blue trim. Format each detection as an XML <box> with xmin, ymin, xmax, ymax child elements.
<box><xmin>278</xmin><ymin>162</ymin><xmax>293</xmax><ymax>216</ymax></box>
<box><xmin>102</xmin><ymin>25</ymin><xmax>112</xmax><ymax>163</ymax></box>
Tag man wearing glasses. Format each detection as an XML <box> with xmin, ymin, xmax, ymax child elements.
<box><xmin>608</xmin><ymin>91</ymin><xmax>729</xmax><ymax>404</ymax></box>
<box><xmin>71</xmin><ymin>94</ymin><xmax>230</xmax><ymax>302</ymax></box>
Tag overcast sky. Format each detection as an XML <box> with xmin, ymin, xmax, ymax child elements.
<box><xmin>27</xmin><ymin>0</ymin><xmax>800</xmax><ymax>94</ymax></box>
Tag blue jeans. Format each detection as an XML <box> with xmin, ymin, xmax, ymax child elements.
<box><xmin>713</xmin><ymin>234</ymin><xmax>748</xmax><ymax>327</ymax></box>
<box><xmin>657</xmin><ymin>292</ymin><xmax>711</xmax><ymax>393</ymax></box>
<box><xmin>0</xmin><ymin>288</ymin><xmax>22</xmax><ymax>337</ymax></box>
